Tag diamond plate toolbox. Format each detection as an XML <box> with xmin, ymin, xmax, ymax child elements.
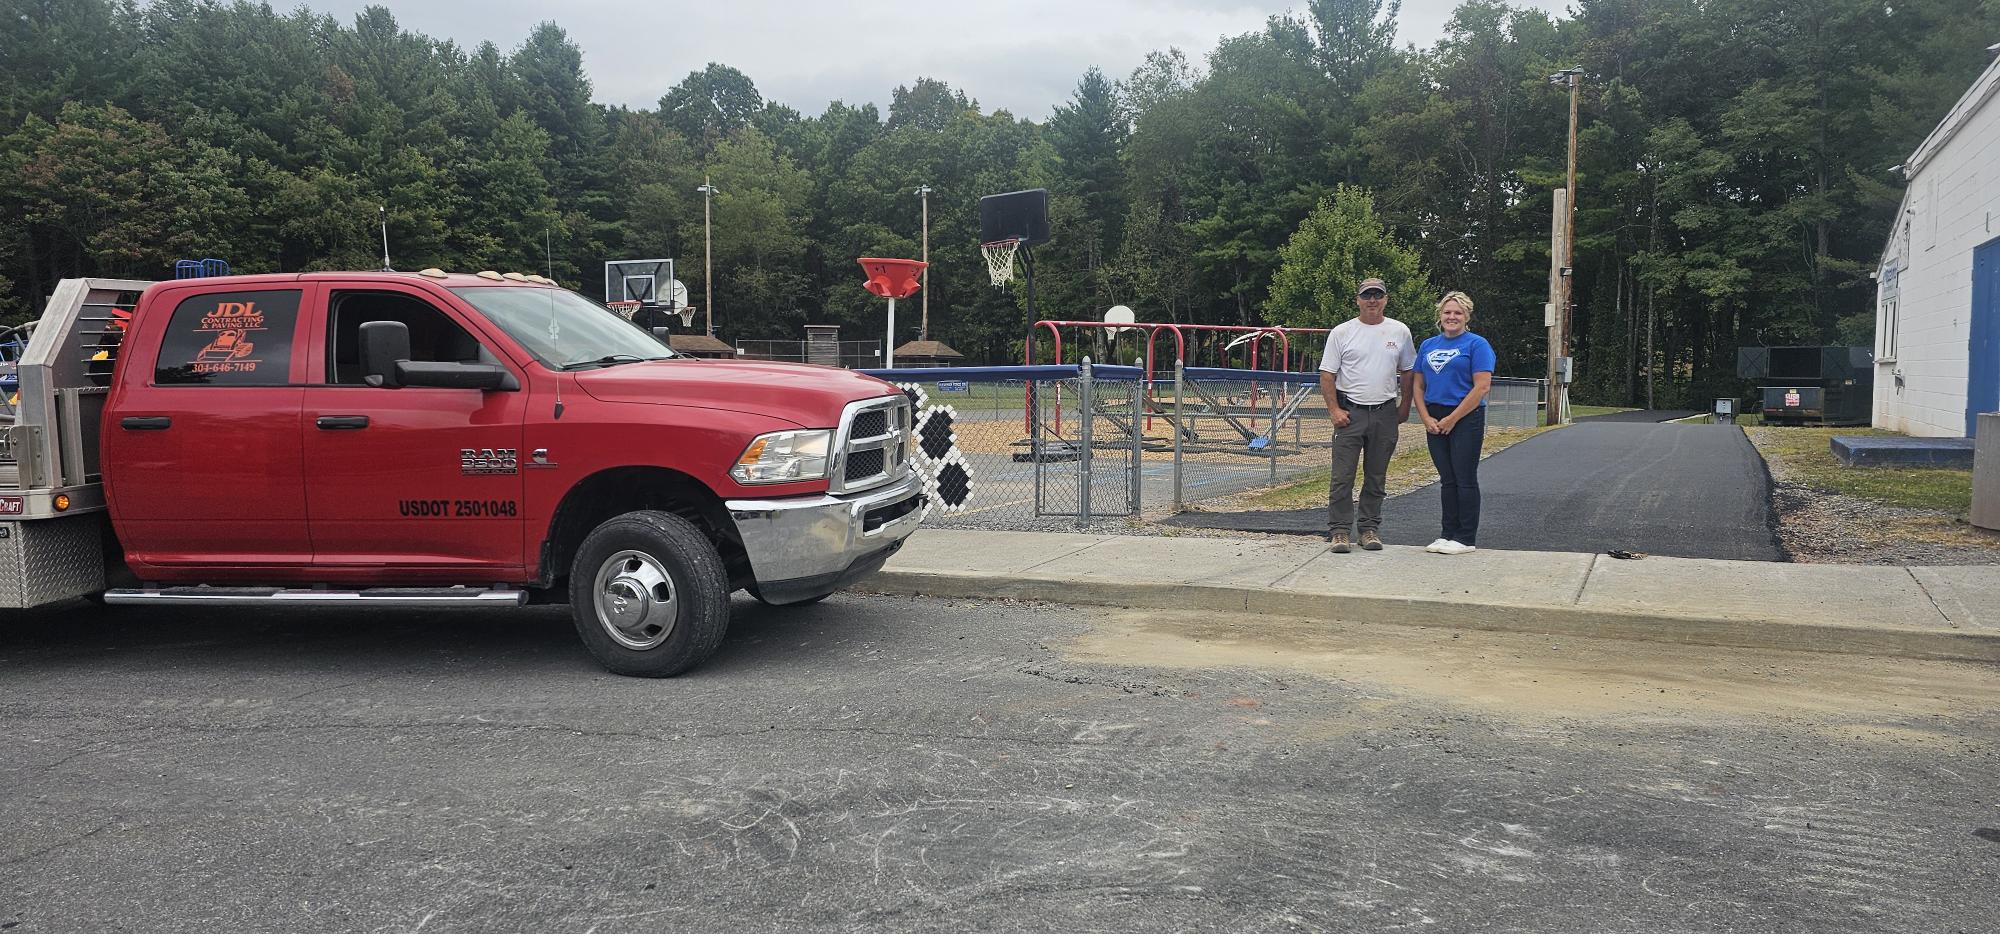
<box><xmin>0</xmin><ymin>514</ymin><xmax>107</xmax><ymax>608</ymax></box>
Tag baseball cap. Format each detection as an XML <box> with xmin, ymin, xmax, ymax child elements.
<box><xmin>1357</xmin><ymin>277</ymin><xmax>1387</xmax><ymax>296</ymax></box>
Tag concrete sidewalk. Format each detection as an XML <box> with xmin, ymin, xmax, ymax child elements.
<box><xmin>870</xmin><ymin>530</ymin><xmax>2000</xmax><ymax>663</ymax></box>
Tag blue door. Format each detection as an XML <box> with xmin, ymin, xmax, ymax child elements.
<box><xmin>1972</xmin><ymin>238</ymin><xmax>2000</xmax><ymax>437</ymax></box>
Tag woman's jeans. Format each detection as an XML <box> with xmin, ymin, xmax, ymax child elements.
<box><xmin>1424</xmin><ymin>402</ymin><xmax>1486</xmax><ymax>545</ymax></box>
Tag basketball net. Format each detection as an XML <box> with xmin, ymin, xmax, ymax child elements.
<box><xmin>981</xmin><ymin>238</ymin><xmax>1022</xmax><ymax>287</ymax></box>
<box><xmin>607</xmin><ymin>300</ymin><xmax>642</xmax><ymax>321</ymax></box>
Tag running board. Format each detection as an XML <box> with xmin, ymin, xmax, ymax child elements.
<box><xmin>103</xmin><ymin>585</ymin><xmax>528</xmax><ymax>608</ymax></box>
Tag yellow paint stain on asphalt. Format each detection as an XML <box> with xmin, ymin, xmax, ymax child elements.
<box><xmin>1063</xmin><ymin>606</ymin><xmax>2000</xmax><ymax>731</ymax></box>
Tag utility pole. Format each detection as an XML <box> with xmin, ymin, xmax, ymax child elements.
<box><xmin>697</xmin><ymin>176</ymin><xmax>718</xmax><ymax>338</ymax></box>
<box><xmin>1546</xmin><ymin>188</ymin><xmax>1568</xmax><ymax>426</ymax></box>
<box><xmin>1547</xmin><ymin>66</ymin><xmax>1583</xmax><ymax>425</ymax></box>
<box><xmin>916</xmin><ymin>184</ymin><xmax>932</xmax><ymax>341</ymax></box>
<box><xmin>1646</xmin><ymin>287</ymin><xmax>1656</xmax><ymax>410</ymax></box>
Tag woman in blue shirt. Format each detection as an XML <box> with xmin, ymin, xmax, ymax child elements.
<box><xmin>1412</xmin><ymin>291</ymin><xmax>1495</xmax><ymax>555</ymax></box>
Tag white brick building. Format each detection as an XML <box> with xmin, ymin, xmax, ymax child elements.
<box><xmin>1876</xmin><ymin>53</ymin><xmax>2000</xmax><ymax>438</ymax></box>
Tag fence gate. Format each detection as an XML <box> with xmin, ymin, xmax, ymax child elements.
<box><xmin>1028</xmin><ymin>364</ymin><xmax>1141</xmax><ymax>523</ymax></box>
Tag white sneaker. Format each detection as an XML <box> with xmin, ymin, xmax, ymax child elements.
<box><xmin>1436</xmin><ymin>540</ymin><xmax>1477</xmax><ymax>555</ymax></box>
<box><xmin>1425</xmin><ymin>539</ymin><xmax>1449</xmax><ymax>553</ymax></box>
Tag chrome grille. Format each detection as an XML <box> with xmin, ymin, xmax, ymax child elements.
<box><xmin>831</xmin><ymin>395</ymin><xmax>910</xmax><ymax>494</ymax></box>
<box><xmin>844</xmin><ymin>449</ymin><xmax>884</xmax><ymax>481</ymax></box>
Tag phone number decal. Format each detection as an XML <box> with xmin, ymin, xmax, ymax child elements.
<box><xmin>399</xmin><ymin>499</ymin><xmax>519</xmax><ymax>518</ymax></box>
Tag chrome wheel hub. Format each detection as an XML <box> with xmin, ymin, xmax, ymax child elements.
<box><xmin>593</xmin><ymin>550</ymin><xmax>678</xmax><ymax>650</ymax></box>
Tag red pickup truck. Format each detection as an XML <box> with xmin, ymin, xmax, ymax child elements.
<box><xmin>0</xmin><ymin>273</ymin><xmax>923</xmax><ymax>676</ymax></box>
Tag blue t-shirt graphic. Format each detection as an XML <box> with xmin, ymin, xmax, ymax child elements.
<box><xmin>1419</xmin><ymin>331</ymin><xmax>1496</xmax><ymax>406</ymax></box>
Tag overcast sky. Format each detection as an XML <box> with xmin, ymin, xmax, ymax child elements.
<box><xmin>306</xmin><ymin>1</ymin><xmax>1573</xmax><ymax>119</ymax></box>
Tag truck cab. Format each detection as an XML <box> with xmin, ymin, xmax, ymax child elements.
<box><xmin>0</xmin><ymin>273</ymin><xmax>924</xmax><ymax>676</ymax></box>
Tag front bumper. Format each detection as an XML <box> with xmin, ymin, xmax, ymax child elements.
<box><xmin>726</xmin><ymin>469</ymin><xmax>925</xmax><ymax>604</ymax></box>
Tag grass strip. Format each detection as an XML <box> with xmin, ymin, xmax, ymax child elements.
<box><xmin>1747</xmin><ymin>427</ymin><xmax>1971</xmax><ymax>515</ymax></box>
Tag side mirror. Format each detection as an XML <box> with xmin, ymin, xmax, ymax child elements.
<box><xmin>396</xmin><ymin>361</ymin><xmax>515</xmax><ymax>390</ymax></box>
<box><xmin>359</xmin><ymin>321</ymin><xmax>410</xmax><ymax>388</ymax></box>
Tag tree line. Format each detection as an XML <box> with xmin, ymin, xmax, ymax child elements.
<box><xmin>3</xmin><ymin>0</ymin><xmax>1996</xmax><ymax>404</ymax></box>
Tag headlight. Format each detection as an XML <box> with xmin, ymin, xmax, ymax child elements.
<box><xmin>731</xmin><ymin>429</ymin><xmax>833</xmax><ymax>484</ymax></box>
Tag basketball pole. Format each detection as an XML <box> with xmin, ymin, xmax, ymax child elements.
<box><xmin>1022</xmin><ymin>246</ymin><xmax>1036</xmax><ymax>346</ymax></box>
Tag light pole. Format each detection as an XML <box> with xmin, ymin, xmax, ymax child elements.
<box><xmin>1547</xmin><ymin>66</ymin><xmax>1583</xmax><ymax>425</ymax></box>
<box><xmin>915</xmin><ymin>184</ymin><xmax>932</xmax><ymax>342</ymax></box>
<box><xmin>696</xmin><ymin>177</ymin><xmax>719</xmax><ymax>338</ymax></box>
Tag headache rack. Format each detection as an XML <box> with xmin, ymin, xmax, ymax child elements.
<box><xmin>0</xmin><ymin>278</ymin><xmax>153</xmax><ymax>607</ymax></box>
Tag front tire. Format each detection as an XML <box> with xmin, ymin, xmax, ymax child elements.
<box><xmin>569</xmin><ymin>510</ymin><xmax>731</xmax><ymax>677</ymax></box>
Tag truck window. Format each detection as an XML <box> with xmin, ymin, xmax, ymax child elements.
<box><xmin>154</xmin><ymin>290</ymin><xmax>302</xmax><ymax>386</ymax></box>
<box><xmin>450</xmin><ymin>286</ymin><xmax>673</xmax><ymax>369</ymax></box>
<box><xmin>326</xmin><ymin>291</ymin><xmax>489</xmax><ymax>386</ymax></box>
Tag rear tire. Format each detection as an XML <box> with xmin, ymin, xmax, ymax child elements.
<box><xmin>569</xmin><ymin>510</ymin><xmax>731</xmax><ymax>677</ymax></box>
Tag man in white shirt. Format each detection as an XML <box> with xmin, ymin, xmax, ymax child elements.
<box><xmin>1317</xmin><ymin>277</ymin><xmax>1415</xmax><ymax>553</ymax></box>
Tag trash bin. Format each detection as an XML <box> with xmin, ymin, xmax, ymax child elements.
<box><xmin>1976</xmin><ymin>413</ymin><xmax>1999</xmax><ymax>533</ymax></box>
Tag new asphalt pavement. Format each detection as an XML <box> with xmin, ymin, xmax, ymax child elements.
<box><xmin>1168</xmin><ymin>421</ymin><xmax>1785</xmax><ymax>561</ymax></box>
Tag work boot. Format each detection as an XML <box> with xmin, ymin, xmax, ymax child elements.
<box><xmin>1330</xmin><ymin>530</ymin><xmax>1352</xmax><ymax>554</ymax></box>
<box><xmin>1360</xmin><ymin>529</ymin><xmax>1383</xmax><ymax>551</ymax></box>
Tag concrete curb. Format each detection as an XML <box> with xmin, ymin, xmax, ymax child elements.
<box><xmin>864</xmin><ymin>569</ymin><xmax>2000</xmax><ymax>664</ymax></box>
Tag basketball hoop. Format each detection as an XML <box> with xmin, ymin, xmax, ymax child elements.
<box><xmin>607</xmin><ymin>300</ymin><xmax>642</xmax><ymax>321</ymax></box>
<box><xmin>981</xmin><ymin>238</ymin><xmax>1022</xmax><ymax>287</ymax></box>
<box><xmin>676</xmin><ymin>306</ymin><xmax>696</xmax><ymax>328</ymax></box>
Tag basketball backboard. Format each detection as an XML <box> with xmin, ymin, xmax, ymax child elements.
<box><xmin>604</xmin><ymin>259</ymin><xmax>675</xmax><ymax>308</ymax></box>
<box><xmin>978</xmin><ymin>189</ymin><xmax>1051</xmax><ymax>247</ymax></box>
<box><xmin>1104</xmin><ymin>305</ymin><xmax>1135</xmax><ymax>337</ymax></box>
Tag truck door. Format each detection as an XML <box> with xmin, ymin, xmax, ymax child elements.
<box><xmin>301</xmin><ymin>284</ymin><xmax>528</xmax><ymax>574</ymax></box>
<box><xmin>101</xmin><ymin>286</ymin><xmax>313</xmax><ymax>569</ymax></box>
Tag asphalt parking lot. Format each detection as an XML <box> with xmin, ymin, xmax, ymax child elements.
<box><xmin>4</xmin><ymin>595</ymin><xmax>1997</xmax><ymax>932</ymax></box>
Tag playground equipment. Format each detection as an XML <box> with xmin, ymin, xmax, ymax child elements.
<box><xmin>858</xmin><ymin>257</ymin><xmax>927</xmax><ymax>368</ymax></box>
<box><xmin>1023</xmin><ymin>317</ymin><xmax>1334</xmax><ymax>449</ymax></box>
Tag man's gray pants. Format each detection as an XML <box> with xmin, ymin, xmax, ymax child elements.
<box><xmin>1328</xmin><ymin>400</ymin><xmax>1401</xmax><ymax>535</ymax></box>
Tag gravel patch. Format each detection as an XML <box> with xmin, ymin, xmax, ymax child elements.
<box><xmin>1753</xmin><ymin>430</ymin><xmax>2000</xmax><ymax>566</ymax></box>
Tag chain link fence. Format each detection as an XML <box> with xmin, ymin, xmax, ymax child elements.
<box><xmin>861</xmin><ymin>365</ymin><xmax>1552</xmax><ymax>532</ymax></box>
<box><xmin>737</xmin><ymin>339</ymin><xmax>887</xmax><ymax>369</ymax></box>
<box><xmin>1152</xmin><ymin>370</ymin><xmax>1332</xmax><ymax>514</ymax></box>
<box><xmin>865</xmin><ymin>364</ymin><xmax>1329</xmax><ymax>531</ymax></box>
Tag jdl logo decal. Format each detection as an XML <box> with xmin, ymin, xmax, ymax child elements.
<box><xmin>461</xmin><ymin>448</ymin><xmax>518</xmax><ymax>475</ymax></box>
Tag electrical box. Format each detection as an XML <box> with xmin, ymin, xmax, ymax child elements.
<box><xmin>1714</xmin><ymin>397</ymin><xmax>1735</xmax><ymax>424</ymax></box>
<box><xmin>1975</xmin><ymin>413</ymin><xmax>1998</xmax><ymax>533</ymax></box>
<box><xmin>1555</xmin><ymin>356</ymin><xmax>1573</xmax><ymax>384</ymax></box>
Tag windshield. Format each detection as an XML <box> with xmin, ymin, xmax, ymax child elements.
<box><xmin>450</xmin><ymin>287</ymin><xmax>676</xmax><ymax>370</ymax></box>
